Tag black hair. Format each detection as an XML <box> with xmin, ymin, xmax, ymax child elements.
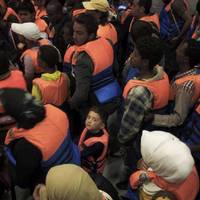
<box><xmin>39</xmin><ymin>45</ymin><xmax>59</xmax><ymax>68</ymax></box>
<box><xmin>185</xmin><ymin>39</ymin><xmax>200</xmax><ymax>67</ymax></box>
<box><xmin>74</xmin><ymin>13</ymin><xmax>98</xmax><ymax>35</ymax></box>
<box><xmin>88</xmin><ymin>106</ymin><xmax>108</xmax><ymax>124</ymax></box>
<box><xmin>152</xmin><ymin>190</ymin><xmax>177</xmax><ymax>200</ymax></box>
<box><xmin>197</xmin><ymin>0</ymin><xmax>200</xmax><ymax>15</ymax></box>
<box><xmin>138</xmin><ymin>0</ymin><xmax>152</xmax><ymax>14</ymax></box>
<box><xmin>131</xmin><ymin>20</ymin><xmax>154</xmax><ymax>42</ymax></box>
<box><xmin>47</xmin><ymin>0</ymin><xmax>63</xmax><ymax>12</ymax></box>
<box><xmin>98</xmin><ymin>11</ymin><xmax>109</xmax><ymax>25</ymax></box>
<box><xmin>135</xmin><ymin>36</ymin><xmax>164</xmax><ymax>70</ymax></box>
<box><xmin>0</xmin><ymin>51</ymin><xmax>10</xmax><ymax>75</ymax></box>
<box><xmin>18</xmin><ymin>1</ymin><xmax>35</xmax><ymax>14</ymax></box>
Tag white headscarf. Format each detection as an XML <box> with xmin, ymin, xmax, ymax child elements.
<box><xmin>141</xmin><ymin>130</ymin><xmax>194</xmax><ymax>183</ymax></box>
<box><xmin>11</xmin><ymin>22</ymin><xmax>47</xmax><ymax>41</ymax></box>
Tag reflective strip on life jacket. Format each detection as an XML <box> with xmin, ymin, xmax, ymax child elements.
<box><xmin>0</xmin><ymin>70</ymin><xmax>26</xmax><ymax>90</ymax></box>
<box><xmin>33</xmin><ymin>73</ymin><xmax>68</xmax><ymax>106</ymax></box>
<box><xmin>97</xmin><ymin>23</ymin><xmax>118</xmax><ymax>45</ymax></box>
<box><xmin>5</xmin><ymin>104</ymin><xmax>80</xmax><ymax>167</ymax></box>
<box><xmin>123</xmin><ymin>72</ymin><xmax>170</xmax><ymax>109</ymax></box>
<box><xmin>78</xmin><ymin>128</ymin><xmax>109</xmax><ymax>173</ymax></box>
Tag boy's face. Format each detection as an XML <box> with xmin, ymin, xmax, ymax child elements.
<box><xmin>85</xmin><ymin>111</ymin><xmax>105</xmax><ymax>131</ymax></box>
<box><xmin>18</xmin><ymin>11</ymin><xmax>35</xmax><ymax>23</ymax></box>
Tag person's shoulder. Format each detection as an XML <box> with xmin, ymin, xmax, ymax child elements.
<box><xmin>128</xmin><ymin>85</ymin><xmax>151</xmax><ymax>99</ymax></box>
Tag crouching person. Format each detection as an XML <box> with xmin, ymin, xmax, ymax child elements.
<box><xmin>1</xmin><ymin>88</ymin><xmax>80</xmax><ymax>195</ymax></box>
<box><xmin>128</xmin><ymin>130</ymin><xmax>199</xmax><ymax>200</ymax></box>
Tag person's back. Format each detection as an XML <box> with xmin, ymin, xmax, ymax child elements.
<box><xmin>32</xmin><ymin>45</ymin><xmax>69</xmax><ymax>107</ymax></box>
<box><xmin>2</xmin><ymin>89</ymin><xmax>80</xmax><ymax>191</ymax></box>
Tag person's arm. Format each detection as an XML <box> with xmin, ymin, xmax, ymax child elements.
<box><xmin>171</xmin><ymin>0</ymin><xmax>192</xmax><ymax>42</ymax></box>
<box><xmin>68</xmin><ymin>52</ymin><xmax>94</xmax><ymax>110</ymax></box>
<box><xmin>81</xmin><ymin>142</ymin><xmax>104</xmax><ymax>159</ymax></box>
<box><xmin>12</xmin><ymin>138</ymin><xmax>42</xmax><ymax>188</ymax></box>
<box><xmin>24</xmin><ymin>56</ymin><xmax>35</xmax><ymax>91</ymax></box>
<box><xmin>153</xmin><ymin>81</ymin><xmax>195</xmax><ymax>127</ymax></box>
<box><xmin>118</xmin><ymin>86</ymin><xmax>152</xmax><ymax>145</ymax></box>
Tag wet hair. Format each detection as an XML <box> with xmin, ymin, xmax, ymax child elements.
<box><xmin>0</xmin><ymin>51</ymin><xmax>10</xmax><ymax>75</ymax></box>
<box><xmin>197</xmin><ymin>0</ymin><xmax>200</xmax><ymax>15</ymax></box>
<box><xmin>18</xmin><ymin>1</ymin><xmax>35</xmax><ymax>14</ymax></box>
<box><xmin>74</xmin><ymin>13</ymin><xmax>98</xmax><ymax>35</ymax></box>
<box><xmin>39</xmin><ymin>45</ymin><xmax>59</xmax><ymax>68</ymax></box>
<box><xmin>152</xmin><ymin>190</ymin><xmax>177</xmax><ymax>200</ymax></box>
<box><xmin>185</xmin><ymin>39</ymin><xmax>200</xmax><ymax>67</ymax></box>
<box><xmin>88</xmin><ymin>106</ymin><xmax>107</xmax><ymax>124</ymax></box>
<box><xmin>135</xmin><ymin>36</ymin><xmax>164</xmax><ymax>70</ymax></box>
<box><xmin>138</xmin><ymin>0</ymin><xmax>152</xmax><ymax>14</ymax></box>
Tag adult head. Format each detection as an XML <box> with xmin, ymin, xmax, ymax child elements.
<box><xmin>73</xmin><ymin>13</ymin><xmax>98</xmax><ymax>45</ymax></box>
<box><xmin>0</xmin><ymin>88</ymin><xmax>45</xmax><ymax>129</ymax></box>
<box><xmin>83</xmin><ymin>0</ymin><xmax>109</xmax><ymax>25</ymax></box>
<box><xmin>37</xmin><ymin>45</ymin><xmax>59</xmax><ymax>71</ymax></box>
<box><xmin>18</xmin><ymin>0</ymin><xmax>36</xmax><ymax>23</ymax></box>
<box><xmin>46</xmin><ymin>0</ymin><xmax>63</xmax><ymax>25</ymax></box>
<box><xmin>131</xmin><ymin>0</ymin><xmax>152</xmax><ymax>19</ymax></box>
<box><xmin>176</xmin><ymin>39</ymin><xmax>200</xmax><ymax>69</ymax></box>
<box><xmin>32</xmin><ymin>0</ymin><xmax>48</xmax><ymax>7</ymax></box>
<box><xmin>33</xmin><ymin>164</ymin><xmax>105</xmax><ymax>200</ymax></box>
<box><xmin>130</xmin><ymin>36</ymin><xmax>164</xmax><ymax>71</ymax></box>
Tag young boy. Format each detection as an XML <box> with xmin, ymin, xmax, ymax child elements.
<box><xmin>78</xmin><ymin>106</ymin><xmax>109</xmax><ymax>174</ymax></box>
<box><xmin>32</xmin><ymin>45</ymin><xmax>69</xmax><ymax>107</ymax></box>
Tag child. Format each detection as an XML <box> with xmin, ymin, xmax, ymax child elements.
<box><xmin>32</xmin><ymin>45</ymin><xmax>69</xmax><ymax>108</ymax></box>
<box><xmin>78</xmin><ymin>106</ymin><xmax>109</xmax><ymax>174</ymax></box>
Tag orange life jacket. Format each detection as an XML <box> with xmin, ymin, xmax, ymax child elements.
<box><xmin>170</xmin><ymin>73</ymin><xmax>200</xmax><ymax>101</ymax></box>
<box><xmin>123</xmin><ymin>72</ymin><xmax>170</xmax><ymax>110</ymax></box>
<box><xmin>33</xmin><ymin>73</ymin><xmax>68</xmax><ymax>106</ymax></box>
<box><xmin>0</xmin><ymin>70</ymin><xmax>26</xmax><ymax>90</ymax></box>
<box><xmin>97</xmin><ymin>23</ymin><xmax>118</xmax><ymax>45</ymax></box>
<box><xmin>64</xmin><ymin>45</ymin><xmax>77</xmax><ymax>64</ymax></box>
<box><xmin>20</xmin><ymin>39</ymin><xmax>51</xmax><ymax>74</ymax></box>
<box><xmin>72</xmin><ymin>38</ymin><xmax>113</xmax><ymax>76</ymax></box>
<box><xmin>130</xmin><ymin>166</ymin><xmax>199</xmax><ymax>200</ymax></box>
<box><xmin>129</xmin><ymin>13</ymin><xmax>160</xmax><ymax>33</ymax></box>
<box><xmin>78</xmin><ymin>128</ymin><xmax>109</xmax><ymax>174</ymax></box>
<box><xmin>72</xmin><ymin>37</ymin><xmax>121</xmax><ymax>104</ymax></box>
<box><xmin>0</xmin><ymin>70</ymin><xmax>26</xmax><ymax>130</ymax></box>
<box><xmin>5</xmin><ymin>104</ymin><xmax>80</xmax><ymax>167</ymax></box>
<box><xmin>35</xmin><ymin>18</ymin><xmax>50</xmax><ymax>35</ymax></box>
<box><xmin>3</xmin><ymin>7</ymin><xmax>20</xmax><ymax>22</ymax></box>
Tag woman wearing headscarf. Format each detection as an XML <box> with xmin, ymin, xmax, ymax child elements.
<box><xmin>1</xmin><ymin>88</ymin><xmax>80</xmax><ymax>193</ymax></box>
<box><xmin>128</xmin><ymin>130</ymin><xmax>199</xmax><ymax>200</ymax></box>
<box><xmin>33</xmin><ymin>164</ymin><xmax>113</xmax><ymax>200</ymax></box>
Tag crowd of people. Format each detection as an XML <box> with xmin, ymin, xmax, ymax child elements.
<box><xmin>0</xmin><ymin>0</ymin><xmax>200</xmax><ymax>199</ymax></box>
